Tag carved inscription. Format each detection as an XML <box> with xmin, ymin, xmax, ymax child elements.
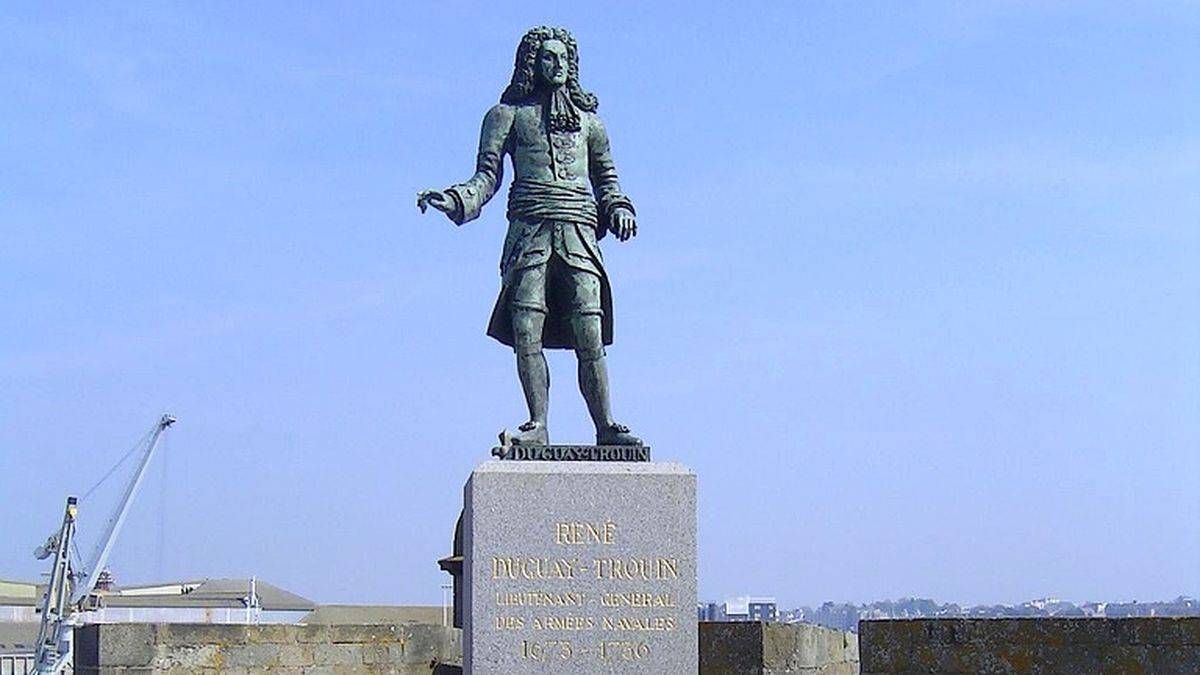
<box><xmin>487</xmin><ymin>518</ymin><xmax>683</xmax><ymax>662</ymax></box>
<box><xmin>491</xmin><ymin>445</ymin><xmax>652</xmax><ymax>462</ymax></box>
<box><xmin>556</xmin><ymin>520</ymin><xmax>616</xmax><ymax>545</ymax></box>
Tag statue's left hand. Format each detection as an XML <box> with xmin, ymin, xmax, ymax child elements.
<box><xmin>611</xmin><ymin>208</ymin><xmax>637</xmax><ymax>241</ymax></box>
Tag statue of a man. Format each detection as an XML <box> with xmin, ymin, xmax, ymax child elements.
<box><xmin>418</xmin><ymin>26</ymin><xmax>641</xmax><ymax>447</ymax></box>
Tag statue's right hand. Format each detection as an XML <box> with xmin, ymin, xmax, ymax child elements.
<box><xmin>417</xmin><ymin>189</ymin><xmax>454</xmax><ymax>215</ymax></box>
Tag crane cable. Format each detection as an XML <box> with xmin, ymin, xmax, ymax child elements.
<box><xmin>78</xmin><ymin>426</ymin><xmax>156</xmax><ymax>503</ymax></box>
<box><xmin>67</xmin><ymin>424</ymin><xmax>158</xmax><ymax>573</ymax></box>
<box><xmin>155</xmin><ymin>431</ymin><xmax>170</xmax><ymax>579</ymax></box>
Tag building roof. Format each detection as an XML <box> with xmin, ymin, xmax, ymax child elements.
<box><xmin>0</xmin><ymin>579</ymin><xmax>38</xmax><ymax>607</ymax></box>
<box><xmin>0</xmin><ymin>579</ymin><xmax>37</xmax><ymax>610</ymax></box>
<box><xmin>100</xmin><ymin>578</ymin><xmax>315</xmax><ymax>611</ymax></box>
<box><xmin>302</xmin><ymin>605</ymin><xmax>446</xmax><ymax>625</ymax></box>
<box><xmin>0</xmin><ymin>578</ymin><xmax>315</xmax><ymax>612</ymax></box>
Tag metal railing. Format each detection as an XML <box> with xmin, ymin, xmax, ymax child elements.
<box><xmin>0</xmin><ymin>653</ymin><xmax>36</xmax><ymax>675</ymax></box>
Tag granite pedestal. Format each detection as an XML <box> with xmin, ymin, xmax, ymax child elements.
<box><xmin>463</xmin><ymin>460</ymin><xmax>696</xmax><ymax>674</ymax></box>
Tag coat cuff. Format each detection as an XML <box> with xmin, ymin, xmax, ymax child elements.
<box><xmin>601</xmin><ymin>194</ymin><xmax>635</xmax><ymax>221</ymax></box>
<box><xmin>443</xmin><ymin>186</ymin><xmax>468</xmax><ymax>224</ymax></box>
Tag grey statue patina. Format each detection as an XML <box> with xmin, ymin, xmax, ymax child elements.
<box><xmin>418</xmin><ymin>26</ymin><xmax>641</xmax><ymax>447</ymax></box>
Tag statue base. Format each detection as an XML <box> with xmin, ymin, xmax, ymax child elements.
<box><xmin>459</xmin><ymin>459</ymin><xmax>696</xmax><ymax>673</ymax></box>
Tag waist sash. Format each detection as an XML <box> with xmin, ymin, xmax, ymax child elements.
<box><xmin>507</xmin><ymin>179</ymin><xmax>598</xmax><ymax>228</ymax></box>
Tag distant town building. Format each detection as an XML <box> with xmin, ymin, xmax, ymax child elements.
<box><xmin>697</xmin><ymin>602</ymin><xmax>724</xmax><ymax>621</ymax></box>
<box><xmin>778</xmin><ymin>596</ymin><xmax>1200</xmax><ymax>632</ymax></box>
<box><xmin>720</xmin><ymin>596</ymin><xmax>778</xmax><ymax>622</ymax></box>
<box><xmin>748</xmin><ymin>598</ymin><xmax>778</xmax><ymax>622</ymax></box>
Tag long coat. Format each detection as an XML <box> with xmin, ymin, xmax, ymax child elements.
<box><xmin>445</xmin><ymin>99</ymin><xmax>635</xmax><ymax>350</ymax></box>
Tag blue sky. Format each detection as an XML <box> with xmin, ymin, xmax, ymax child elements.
<box><xmin>2</xmin><ymin>2</ymin><xmax>1197</xmax><ymax>608</ymax></box>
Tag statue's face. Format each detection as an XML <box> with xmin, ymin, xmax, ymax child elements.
<box><xmin>537</xmin><ymin>39</ymin><xmax>569</xmax><ymax>87</ymax></box>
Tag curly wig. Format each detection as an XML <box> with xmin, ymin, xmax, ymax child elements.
<box><xmin>500</xmin><ymin>26</ymin><xmax>598</xmax><ymax>112</ymax></box>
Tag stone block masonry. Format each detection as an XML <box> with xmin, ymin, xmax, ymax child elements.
<box><xmin>700</xmin><ymin>621</ymin><xmax>860</xmax><ymax>674</ymax></box>
<box><xmin>860</xmin><ymin>617</ymin><xmax>1200</xmax><ymax>674</ymax></box>
<box><xmin>73</xmin><ymin>622</ymin><xmax>461</xmax><ymax>673</ymax></box>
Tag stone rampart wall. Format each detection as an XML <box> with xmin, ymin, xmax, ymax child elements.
<box><xmin>860</xmin><ymin>617</ymin><xmax>1200</xmax><ymax>674</ymax></box>
<box><xmin>77</xmin><ymin>620</ymin><xmax>861</xmax><ymax>673</ymax></box>
<box><xmin>700</xmin><ymin>621</ymin><xmax>859</xmax><ymax>674</ymax></box>
<box><xmin>74</xmin><ymin>623</ymin><xmax>461</xmax><ymax>674</ymax></box>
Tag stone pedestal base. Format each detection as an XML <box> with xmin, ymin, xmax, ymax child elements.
<box><xmin>463</xmin><ymin>460</ymin><xmax>697</xmax><ymax>674</ymax></box>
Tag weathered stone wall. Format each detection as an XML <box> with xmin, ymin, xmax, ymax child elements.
<box><xmin>860</xmin><ymin>617</ymin><xmax>1200</xmax><ymax>674</ymax></box>
<box><xmin>76</xmin><ymin>620</ymin><xmax>863</xmax><ymax>673</ymax></box>
<box><xmin>700</xmin><ymin>621</ymin><xmax>860</xmax><ymax>674</ymax></box>
<box><xmin>74</xmin><ymin>623</ymin><xmax>462</xmax><ymax>674</ymax></box>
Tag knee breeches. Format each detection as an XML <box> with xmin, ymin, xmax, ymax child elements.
<box><xmin>510</xmin><ymin>254</ymin><xmax>605</xmax><ymax>360</ymax></box>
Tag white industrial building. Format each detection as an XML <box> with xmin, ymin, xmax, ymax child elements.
<box><xmin>1</xmin><ymin>577</ymin><xmax>314</xmax><ymax>625</ymax></box>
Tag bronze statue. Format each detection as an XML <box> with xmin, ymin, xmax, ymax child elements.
<box><xmin>419</xmin><ymin>26</ymin><xmax>640</xmax><ymax>447</ymax></box>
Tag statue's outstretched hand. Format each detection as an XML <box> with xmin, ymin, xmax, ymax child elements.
<box><xmin>611</xmin><ymin>208</ymin><xmax>637</xmax><ymax>241</ymax></box>
<box><xmin>417</xmin><ymin>189</ymin><xmax>455</xmax><ymax>216</ymax></box>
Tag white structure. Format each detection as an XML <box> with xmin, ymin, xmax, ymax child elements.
<box><xmin>0</xmin><ymin>578</ymin><xmax>314</xmax><ymax>627</ymax></box>
<box><xmin>723</xmin><ymin>596</ymin><xmax>779</xmax><ymax>622</ymax></box>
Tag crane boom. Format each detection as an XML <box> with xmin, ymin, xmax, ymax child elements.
<box><xmin>72</xmin><ymin>413</ymin><xmax>175</xmax><ymax>605</ymax></box>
